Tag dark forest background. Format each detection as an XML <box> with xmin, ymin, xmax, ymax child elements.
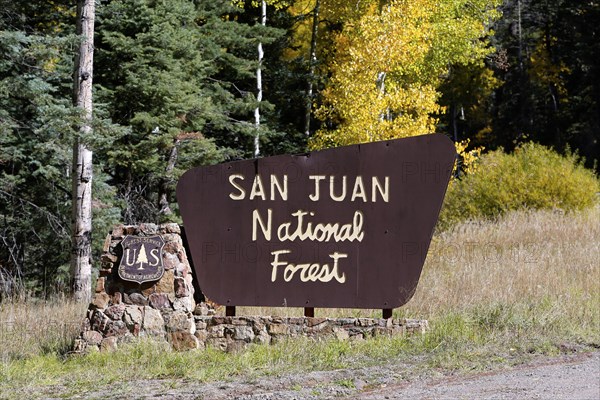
<box><xmin>1</xmin><ymin>0</ymin><xmax>598</xmax><ymax>297</ymax></box>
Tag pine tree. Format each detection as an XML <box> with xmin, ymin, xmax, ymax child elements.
<box><xmin>94</xmin><ymin>0</ymin><xmax>282</xmax><ymax>223</ymax></box>
<box><xmin>0</xmin><ymin>0</ymin><xmax>77</xmax><ymax>297</ymax></box>
<box><xmin>136</xmin><ymin>245</ymin><xmax>148</xmax><ymax>270</ymax></box>
<box><xmin>0</xmin><ymin>0</ymin><xmax>122</xmax><ymax>298</ymax></box>
<box><xmin>232</xmin><ymin>0</ymin><xmax>291</xmax><ymax>157</ymax></box>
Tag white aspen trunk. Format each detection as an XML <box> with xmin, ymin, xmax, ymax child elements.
<box><xmin>254</xmin><ymin>0</ymin><xmax>267</xmax><ymax>158</ymax></box>
<box><xmin>70</xmin><ymin>0</ymin><xmax>95</xmax><ymax>303</ymax></box>
<box><xmin>304</xmin><ymin>0</ymin><xmax>320</xmax><ymax>137</ymax></box>
<box><xmin>376</xmin><ymin>71</ymin><xmax>389</xmax><ymax>121</ymax></box>
<box><xmin>158</xmin><ymin>139</ymin><xmax>179</xmax><ymax>216</ymax></box>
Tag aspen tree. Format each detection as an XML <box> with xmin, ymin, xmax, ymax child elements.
<box><xmin>71</xmin><ymin>0</ymin><xmax>95</xmax><ymax>302</ymax></box>
<box><xmin>310</xmin><ymin>0</ymin><xmax>500</xmax><ymax>148</ymax></box>
<box><xmin>233</xmin><ymin>0</ymin><xmax>289</xmax><ymax>157</ymax></box>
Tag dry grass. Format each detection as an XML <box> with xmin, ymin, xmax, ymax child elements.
<box><xmin>0</xmin><ymin>296</ymin><xmax>86</xmax><ymax>362</ymax></box>
<box><xmin>411</xmin><ymin>206</ymin><xmax>599</xmax><ymax>316</ymax></box>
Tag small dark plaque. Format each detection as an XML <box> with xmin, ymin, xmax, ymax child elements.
<box><xmin>118</xmin><ymin>235</ymin><xmax>165</xmax><ymax>284</ymax></box>
<box><xmin>177</xmin><ymin>134</ymin><xmax>456</xmax><ymax>309</ymax></box>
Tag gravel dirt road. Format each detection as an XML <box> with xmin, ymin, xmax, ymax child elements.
<box><xmin>355</xmin><ymin>351</ymin><xmax>600</xmax><ymax>400</ymax></box>
<box><xmin>46</xmin><ymin>350</ymin><xmax>599</xmax><ymax>399</ymax></box>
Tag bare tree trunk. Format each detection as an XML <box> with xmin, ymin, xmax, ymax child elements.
<box><xmin>517</xmin><ymin>0</ymin><xmax>523</xmax><ymax>71</ymax></box>
<box><xmin>70</xmin><ymin>0</ymin><xmax>95</xmax><ymax>303</ymax></box>
<box><xmin>254</xmin><ymin>0</ymin><xmax>266</xmax><ymax>158</ymax></box>
<box><xmin>158</xmin><ymin>139</ymin><xmax>180</xmax><ymax>216</ymax></box>
<box><xmin>543</xmin><ymin>23</ymin><xmax>561</xmax><ymax>148</ymax></box>
<box><xmin>304</xmin><ymin>0</ymin><xmax>320</xmax><ymax>137</ymax></box>
<box><xmin>451</xmin><ymin>103</ymin><xmax>458</xmax><ymax>142</ymax></box>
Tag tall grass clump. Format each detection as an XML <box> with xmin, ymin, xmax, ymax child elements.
<box><xmin>439</xmin><ymin>143</ymin><xmax>599</xmax><ymax>228</ymax></box>
<box><xmin>0</xmin><ymin>297</ymin><xmax>86</xmax><ymax>363</ymax></box>
<box><xmin>407</xmin><ymin>206</ymin><xmax>600</xmax><ymax>346</ymax></box>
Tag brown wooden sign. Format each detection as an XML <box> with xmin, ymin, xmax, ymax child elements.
<box><xmin>118</xmin><ymin>235</ymin><xmax>165</xmax><ymax>284</ymax></box>
<box><xmin>177</xmin><ymin>134</ymin><xmax>456</xmax><ymax>309</ymax></box>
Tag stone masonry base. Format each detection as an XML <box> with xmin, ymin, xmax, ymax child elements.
<box><xmin>191</xmin><ymin>315</ymin><xmax>429</xmax><ymax>352</ymax></box>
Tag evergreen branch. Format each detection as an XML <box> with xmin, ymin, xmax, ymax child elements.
<box><xmin>0</xmin><ymin>189</ymin><xmax>68</xmax><ymax>235</ymax></box>
<box><xmin>206</xmin><ymin>77</ymin><xmax>249</xmax><ymax>97</ymax></box>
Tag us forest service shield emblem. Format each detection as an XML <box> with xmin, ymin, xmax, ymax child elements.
<box><xmin>118</xmin><ymin>235</ymin><xmax>165</xmax><ymax>284</ymax></box>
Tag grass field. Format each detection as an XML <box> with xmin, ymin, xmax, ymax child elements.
<box><xmin>1</xmin><ymin>206</ymin><xmax>598</xmax><ymax>397</ymax></box>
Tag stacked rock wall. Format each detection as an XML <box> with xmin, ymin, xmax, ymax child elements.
<box><xmin>75</xmin><ymin>223</ymin><xmax>200</xmax><ymax>352</ymax></box>
<box><xmin>193</xmin><ymin>316</ymin><xmax>428</xmax><ymax>352</ymax></box>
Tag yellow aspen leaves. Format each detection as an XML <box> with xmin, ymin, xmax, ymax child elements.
<box><xmin>310</xmin><ymin>0</ymin><xmax>500</xmax><ymax>153</ymax></box>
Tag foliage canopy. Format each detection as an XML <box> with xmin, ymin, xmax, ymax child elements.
<box><xmin>310</xmin><ymin>0</ymin><xmax>501</xmax><ymax>148</ymax></box>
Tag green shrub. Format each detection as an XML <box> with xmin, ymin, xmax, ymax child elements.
<box><xmin>439</xmin><ymin>142</ymin><xmax>599</xmax><ymax>228</ymax></box>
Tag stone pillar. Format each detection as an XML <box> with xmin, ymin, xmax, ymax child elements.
<box><xmin>75</xmin><ymin>223</ymin><xmax>202</xmax><ymax>352</ymax></box>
